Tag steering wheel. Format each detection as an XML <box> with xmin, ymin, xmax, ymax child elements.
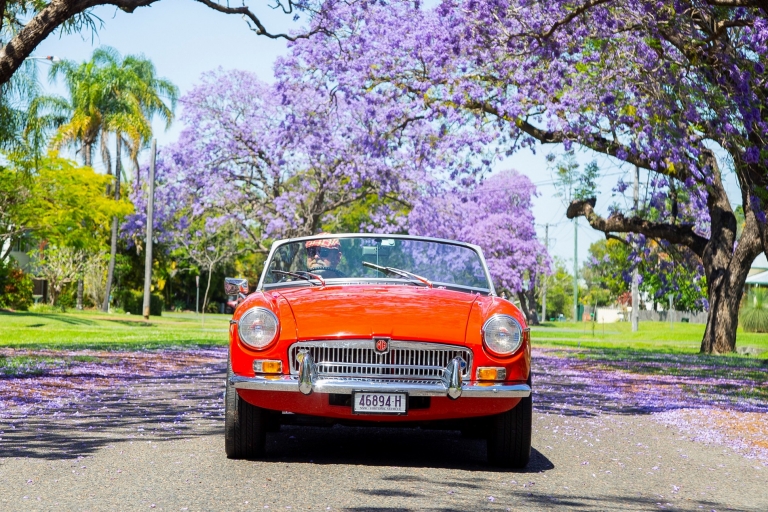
<box><xmin>308</xmin><ymin>266</ymin><xmax>346</xmax><ymax>278</ymax></box>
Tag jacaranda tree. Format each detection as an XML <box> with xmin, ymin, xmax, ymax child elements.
<box><xmin>408</xmin><ymin>170</ymin><xmax>550</xmax><ymax>324</ymax></box>
<box><xmin>280</xmin><ymin>0</ymin><xmax>768</xmax><ymax>353</ymax></box>
<box><xmin>123</xmin><ymin>67</ymin><xmax>494</xmax><ymax>253</ymax></box>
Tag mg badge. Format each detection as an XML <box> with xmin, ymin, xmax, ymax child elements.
<box><xmin>373</xmin><ymin>337</ymin><xmax>390</xmax><ymax>354</ymax></box>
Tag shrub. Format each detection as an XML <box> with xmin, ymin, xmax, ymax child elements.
<box><xmin>116</xmin><ymin>289</ymin><xmax>163</xmax><ymax>316</ymax></box>
<box><xmin>740</xmin><ymin>288</ymin><xmax>768</xmax><ymax>333</ymax></box>
<box><xmin>0</xmin><ymin>259</ymin><xmax>33</xmax><ymax>311</ymax></box>
<box><xmin>29</xmin><ymin>303</ymin><xmax>62</xmax><ymax>313</ymax></box>
<box><xmin>206</xmin><ymin>301</ymin><xmax>220</xmax><ymax>314</ymax></box>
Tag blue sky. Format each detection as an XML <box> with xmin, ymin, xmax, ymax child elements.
<box><xmin>30</xmin><ymin>1</ymin><xmax>743</xmax><ymax>268</ymax></box>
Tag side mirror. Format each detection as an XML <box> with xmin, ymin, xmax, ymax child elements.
<box><xmin>224</xmin><ymin>278</ymin><xmax>249</xmax><ymax>298</ymax></box>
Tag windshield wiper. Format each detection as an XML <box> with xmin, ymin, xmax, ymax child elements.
<box><xmin>362</xmin><ymin>262</ymin><xmax>433</xmax><ymax>288</ymax></box>
<box><xmin>271</xmin><ymin>270</ymin><xmax>326</xmax><ymax>286</ymax></box>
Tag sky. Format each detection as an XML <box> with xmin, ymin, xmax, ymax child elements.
<box><xmin>30</xmin><ymin>0</ymin><xmax>745</xmax><ymax>269</ymax></box>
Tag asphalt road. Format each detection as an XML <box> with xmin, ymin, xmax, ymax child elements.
<box><xmin>0</xmin><ymin>358</ymin><xmax>765</xmax><ymax>511</ymax></box>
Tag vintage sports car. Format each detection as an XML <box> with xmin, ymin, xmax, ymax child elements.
<box><xmin>224</xmin><ymin>234</ymin><xmax>532</xmax><ymax>467</ymax></box>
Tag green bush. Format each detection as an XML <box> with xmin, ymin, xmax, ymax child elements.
<box><xmin>117</xmin><ymin>289</ymin><xmax>163</xmax><ymax>316</ymax></box>
<box><xmin>0</xmin><ymin>259</ymin><xmax>33</xmax><ymax>311</ymax></box>
<box><xmin>28</xmin><ymin>303</ymin><xmax>61</xmax><ymax>313</ymax></box>
<box><xmin>740</xmin><ymin>288</ymin><xmax>768</xmax><ymax>333</ymax></box>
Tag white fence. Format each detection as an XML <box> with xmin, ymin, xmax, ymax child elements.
<box><xmin>594</xmin><ymin>307</ymin><xmax>707</xmax><ymax>324</ymax></box>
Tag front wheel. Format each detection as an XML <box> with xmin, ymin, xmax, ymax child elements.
<box><xmin>225</xmin><ymin>357</ymin><xmax>267</xmax><ymax>459</ymax></box>
<box><xmin>486</xmin><ymin>393</ymin><xmax>532</xmax><ymax>468</ymax></box>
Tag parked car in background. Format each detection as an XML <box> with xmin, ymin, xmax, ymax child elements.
<box><xmin>224</xmin><ymin>234</ymin><xmax>532</xmax><ymax>467</ymax></box>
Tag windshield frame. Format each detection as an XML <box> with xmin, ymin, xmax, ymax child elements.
<box><xmin>256</xmin><ymin>233</ymin><xmax>496</xmax><ymax>296</ymax></box>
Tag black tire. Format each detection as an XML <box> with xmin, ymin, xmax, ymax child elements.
<box><xmin>486</xmin><ymin>393</ymin><xmax>532</xmax><ymax>468</ymax></box>
<box><xmin>225</xmin><ymin>357</ymin><xmax>267</xmax><ymax>459</ymax></box>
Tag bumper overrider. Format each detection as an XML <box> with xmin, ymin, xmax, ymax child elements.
<box><xmin>231</xmin><ymin>355</ymin><xmax>532</xmax><ymax>399</ymax></box>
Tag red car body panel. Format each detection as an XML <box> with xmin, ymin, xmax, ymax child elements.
<box><xmin>230</xmin><ymin>284</ymin><xmax>530</xmax><ymax>421</ymax></box>
<box><xmin>238</xmin><ymin>390</ymin><xmax>521</xmax><ymax>421</ymax></box>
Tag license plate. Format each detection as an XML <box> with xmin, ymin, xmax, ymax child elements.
<box><xmin>352</xmin><ymin>392</ymin><xmax>407</xmax><ymax>415</ymax></box>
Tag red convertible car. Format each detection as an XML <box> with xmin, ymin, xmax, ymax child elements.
<box><xmin>224</xmin><ymin>234</ymin><xmax>532</xmax><ymax>467</ymax></box>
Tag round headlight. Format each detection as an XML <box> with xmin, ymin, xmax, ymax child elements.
<box><xmin>482</xmin><ymin>314</ymin><xmax>523</xmax><ymax>356</ymax></box>
<box><xmin>238</xmin><ymin>307</ymin><xmax>279</xmax><ymax>349</ymax></box>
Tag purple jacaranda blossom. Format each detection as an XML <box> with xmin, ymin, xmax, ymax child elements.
<box><xmin>278</xmin><ymin>0</ymin><xmax>768</xmax><ymax>351</ymax></box>
<box><xmin>408</xmin><ymin>169</ymin><xmax>550</xmax><ymax>294</ymax></box>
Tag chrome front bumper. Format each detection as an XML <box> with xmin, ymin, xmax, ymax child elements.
<box><xmin>231</xmin><ymin>355</ymin><xmax>531</xmax><ymax>399</ymax></box>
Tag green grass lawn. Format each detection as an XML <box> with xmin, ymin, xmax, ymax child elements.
<box><xmin>532</xmin><ymin>320</ymin><xmax>768</xmax><ymax>357</ymax></box>
<box><xmin>0</xmin><ymin>309</ymin><xmax>230</xmax><ymax>350</ymax></box>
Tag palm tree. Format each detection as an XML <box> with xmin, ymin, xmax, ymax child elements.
<box><xmin>28</xmin><ymin>47</ymin><xmax>178</xmax><ymax>311</ymax></box>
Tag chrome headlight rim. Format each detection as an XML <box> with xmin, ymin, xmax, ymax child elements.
<box><xmin>481</xmin><ymin>314</ymin><xmax>524</xmax><ymax>357</ymax></box>
<box><xmin>237</xmin><ymin>307</ymin><xmax>280</xmax><ymax>350</ymax></box>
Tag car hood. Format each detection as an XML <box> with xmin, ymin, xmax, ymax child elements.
<box><xmin>275</xmin><ymin>285</ymin><xmax>480</xmax><ymax>343</ymax></box>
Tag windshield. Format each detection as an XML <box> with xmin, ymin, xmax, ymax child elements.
<box><xmin>261</xmin><ymin>236</ymin><xmax>491</xmax><ymax>293</ymax></box>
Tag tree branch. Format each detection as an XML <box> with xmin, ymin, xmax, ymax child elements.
<box><xmin>1</xmin><ymin>0</ymin><xmax>324</xmax><ymax>86</ymax></box>
<box><xmin>704</xmin><ymin>0</ymin><xmax>768</xmax><ymax>8</ymax></box>
<box><xmin>566</xmin><ymin>198</ymin><xmax>708</xmax><ymax>256</ymax></box>
<box><xmin>536</xmin><ymin>0</ymin><xmax>615</xmax><ymax>40</ymax></box>
<box><xmin>193</xmin><ymin>0</ymin><xmax>326</xmax><ymax>40</ymax></box>
<box><xmin>0</xmin><ymin>0</ymin><xmax>157</xmax><ymax>85</ymax></box>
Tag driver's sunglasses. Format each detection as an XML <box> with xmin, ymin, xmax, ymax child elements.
<box><xmin>307</xmin><ymin>247</ymin><xmax>339</xmax><ymax>258</ymax></box>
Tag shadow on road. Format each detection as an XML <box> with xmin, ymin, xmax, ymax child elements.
<box><xmin>261</xmin><ymin>424</ymin><xmax>554</xmax><ymax>473</ymax></box>
<box><xmin>0</xmin><ymin>364</ymin><xmax>225</xmax><ymax>461</ymax></box>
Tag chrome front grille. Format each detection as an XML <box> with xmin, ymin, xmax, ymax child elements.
<box><xmin>288</xmin><ymin>340</ymin><xmax>472</xmax><ymax>380</ymax></box>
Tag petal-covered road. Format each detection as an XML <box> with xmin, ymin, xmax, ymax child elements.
<box><xmin>0</xmin><ymin>347</ymin><xmax>765</xmax><ymax>511</ymax></box>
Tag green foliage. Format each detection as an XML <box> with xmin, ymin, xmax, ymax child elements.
<box><xmin>574</xmin><ymin>161</ymin><xmax>600</xmax><ymax>201</ymax></box>
<box><xmin>30</xmin><ymin>46</ymin><xmax>179</xmax><ymax>165</ymax></box>
<box><xmin>542</xmin><ymin>258</ymin><xmax>575</xmax><ymax>320</ymax></box>
<box><xmin>581</xmin><ymin>239</ymin><xmax>630</xmax><ymax>307</ymax></box>
<box><xmin>1</xmin><ymin>151</ymin><xmax>131</xmax><ymax>251</ymax></box>
<box><xmin>116</xmin><ymin>289</ymin><xmax>164</xmax><ymax>316</ymax></box>
<box><xmin>0</xmin><ymin>259</ymin><xmax>33</xmax><ymax>311</ymax></box>
<box><xmin>638</xmin><ymin>244</ymin><xmax>707</xmax><ymax>312</ymax></box>
<box><xmin>740</xmin><ymin>288</ymin><xmax>768</xmax><ymax>333</ymax></box>
<box><xmin>549</xmin><ymin>151</ymin><xmax>600</xmax><ymax>205</ymax></box>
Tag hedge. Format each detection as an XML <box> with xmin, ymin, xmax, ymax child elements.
<box><xmin>118</xmin><ymin>289</ymin><xmax>164</xmax><ymax>316</ymax></box>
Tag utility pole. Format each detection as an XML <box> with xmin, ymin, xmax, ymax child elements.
<box><xmin>573</xmin><ymin>218</ymin><xmax>578</xmax><ymax>322</ymax></box>
<box><xmin>196</xmin><ymin>275</ymin><xmax>200</xmax><ymax>315</ymax></box>
<box><xmin>142</xmin><ymin>140</ymin><xmax>157</xmax><ymax>320</ymax></box>
<box><xmin>631</xmin><ymin>165</ymin><xmax>640</xmax><ymax>332</ymax></box>
<box><xmin>541</xmin><ymin>223</ymin><xmax>548</xmax><ymax>321</ymax></box>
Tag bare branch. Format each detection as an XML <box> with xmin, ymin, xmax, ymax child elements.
<box><xmin>537</xmin><ymin>0</ymin><xmax>615</xmax><ymax>40</ymax></box>
<box><xmin>193</xmin><ymin>0</ymin><xmax>326</xmax><ymax>40</ymax></box>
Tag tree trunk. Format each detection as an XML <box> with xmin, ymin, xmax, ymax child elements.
<box><xmin>525</xmin><ymin>282</ymin><xmax>540</xmax><ymax>326</ymax></box>
<box><xmin>102</xmin><ymin>136</ymin><xmax>122</xmax><ymax>312</ymax></box>
<box><xmin>698</xmin><ymin>163</ymin><xmax>763</xmax><ymax>353</ymax></box>
<box><xmin>701</xmin><ymin>279</ymin><xmax>744</xmax><ymax>354</ymax></box>
<box><xmin>84</xmin><ymin>142</ymin><xmax>92</xmax><ymax>168</ymax></box>
<box><xmin>202</xmin><ymin>264</ymin><xmax>214</xmax><ymax>325</ymax></box>
<box><xmin>76</xmin><ymin>278</ymin><xmax>83</xmax><ymax>310</ymax></box>
<box><xmin>516</xmin><ymin>290</ymin><xmax>540</xmax><ymax>326</ymax></box>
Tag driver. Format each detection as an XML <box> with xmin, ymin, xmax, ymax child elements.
<box><xmin>305</xmin><ymin>235</ymin><xmax>345</xmax><ymax>278</ymax></box>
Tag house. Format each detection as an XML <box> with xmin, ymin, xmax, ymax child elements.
<box><xmin>745</xmin><ymin>252</ymin><xmax>768</xmax><ymax>287</ymax></box>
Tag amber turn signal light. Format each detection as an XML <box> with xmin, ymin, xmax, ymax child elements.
<box><xmin>476</xmin><ymin>367</ymin><xmax>506</xmax><ymax>381</ymax></box>
<box><xmin>253</xmin><ymin>360</ymin><xmax>282</xmax><ymax>374</ymax></box>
